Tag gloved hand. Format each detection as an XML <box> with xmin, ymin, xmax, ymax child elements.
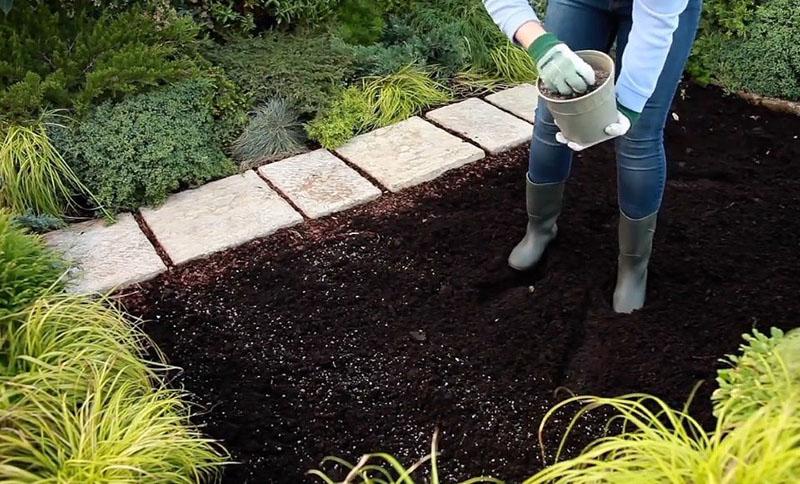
<box><xmin>555</xmin><ymin>102</ymin><xmax>642</xmax><ymax>151</ymax></box>
<box><xmin>529</xmin><ymin>32</ymin><xmax>596</xmax><ymax>96</ymax></box>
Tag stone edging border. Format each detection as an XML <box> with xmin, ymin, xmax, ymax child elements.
<box><xmin>45</xmin><ymin>84</ymin><xmax>540</xmax><ymax>294</ymax></box>
<box><xmin>734</xmin><ymin>91</ymin><xmax>800</xmax><ymax>117</ymax></box>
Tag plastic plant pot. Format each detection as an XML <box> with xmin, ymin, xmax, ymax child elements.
<box><xmin>536</xmin><ymin>50</ymin><xmax>618</xmax><ymax>149</ymax></box>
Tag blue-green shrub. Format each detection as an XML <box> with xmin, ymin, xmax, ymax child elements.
<box><xmin>232</xmin><ymin>98</ymin><xmax>306</xmax><ymax>169</ymax></box>
<box><xmin>54</xmin><ymin>79</ymin><xmax>234</xmax><ymax>212</ymax></box>
<box><xmin>203</xmin><ymin>33</ymin><xmax>353</xmax><ymax>115</ymax></box>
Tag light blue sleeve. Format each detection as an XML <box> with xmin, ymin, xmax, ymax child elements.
<box><xmin>483</xmin><ymin>0</ymin><xmax>540</xmax><ymax>43</ymax></box>
<box><xmin>616</xmin><ymin>0</ymin><xmax>690</xmax><ymax>112</ymax></box>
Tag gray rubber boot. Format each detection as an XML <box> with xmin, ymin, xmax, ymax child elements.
<box><xmin>507</xmin><ymin>177</ymin><xmax>564</xmax><ymax>271</ymax></box>
<box><xmin>613</xmin><ymin>211</ymin><xmax>658</xmax><ymax>314</ymax></box>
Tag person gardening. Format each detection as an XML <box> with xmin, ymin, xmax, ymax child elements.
<box><xmin>484</xmin><ymin>0</ymin><xmax>702</xmax><ymax>313</ymax></box>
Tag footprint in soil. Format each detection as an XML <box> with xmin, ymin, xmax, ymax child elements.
<box><xmin>474</xmin><ymin>252</ymin><xmax>548</xmax><ymax>303</ymax></box>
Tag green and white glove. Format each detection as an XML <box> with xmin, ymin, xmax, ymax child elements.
<box><xmin>529</xmin><ymin>33</ymin><xmax>596</xmax><ymax>96</ymax></box>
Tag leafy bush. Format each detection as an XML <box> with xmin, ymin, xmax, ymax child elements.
<box><xmin>390</xmin><ymin>8</ymin><xmax>471</xmax><ymax>76</ymax></box>
<box><xmin>336</xmin><ymin>0</ymin><xmax>385</xmax><ymax>45</ymax></box>
<box><xmin>364</xmin><ymin>66</ymin><xmax>452</xmax><ymax>127</ymax></box>
<box><xmin>0</xmin><ymin>3</ymin><xmax>201</xmax><ymax>122</ymax></box>
<box><xmin>701</xmin><ymin>0</ymin><xmax>762</xmax><ymax>35</ymax></box>
<box><xmin>0</xmin><ymin>211</ymin><xmax>63</xmax><ymax>317</ymax></box>
<box><xmin>55</xmin><ymin>79</ymin><xmax>235</xmax><ymax>212</ymax></box>
<box><xmin>203</xmin><ymin>32</ymin><xmax>354</xmax><ymax>115</ymax></box>
<box><xmin>0</xmin><ymin>121</ymin><xmax>94</xmax><ymax>217</ymax></box>
<box><xmin>232</xmin><ymin>98</ymin><xmax>307</xmax><ymax>169</ymax></box>
<box><xmin>713</xmin><ymin>327</ymin><xmax>800</xmax><ymax>426</ymax></box>
<box><xmin>306</xmin><ymin>87</ymin><xmax>376</xmax><ymax>149</ymax></box>
<box><xmin>711</xmin><ymin>0</ymin><xmax>800</xmax><ymax>100</ymax></box>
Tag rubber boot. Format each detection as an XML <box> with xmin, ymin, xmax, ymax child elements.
<box><xmin>613</xmin><ymin>211</ymin><xmax>658</xmax><ymax>314</ymax></box>
<box><xmin>507</xmin><ymin>177</ymin><xmax>564</xmax><ymax>271</ymax></box>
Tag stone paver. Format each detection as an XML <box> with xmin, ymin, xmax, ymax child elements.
<box><xmin>426</xmin><ymin>98</ymin><xmax>532</xmax><ymax>154</ymax></box>
<box><xmin>259</xmin><ymin>149</ymin><xmax>381</xmax><ymax>218</ymax></box>
<box><xmin>141</xmin><ymin>171</ymin><xmax>302</xmax><ymax>265</ymax></box>
<box><xmin>485</xmin><ymin>83</ymin><xmax>538</xmax><ymax>124</ymax></box>
<box><xmin>335</xmin><ymin>116</ymin><xmax>485</xmax><ymax>192</ymax></box>
<box><xmin>45</xmin><ymin>213</ymin><xmax>166</xmax><ymax>294</ymax></box>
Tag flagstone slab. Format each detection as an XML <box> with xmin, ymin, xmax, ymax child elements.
<box><xmin>259</xmin><ymin>149</ymin><xmax>381</xmax><ymax>218</ymax></box>
<box><xmin>45</xmin><ymin>213</ymin><xmax>166</xmax><ymax>294</ymax></box>
<box><xmin>485</xmin><ymin>83</ymin><xmax>539</xmax><ymax>124</ymax></box>
<box><xmin>426</xmin><ymin>98</ymin><xmax>533</xmax><ymax>154</ymax></box>
<box><xmin>335</xmin><ymin>116</ymin><xmax>484</xmax><ymax>192</ymax></box>
<box><xmin>141</xmin><ymin>171</ymin><xmax>302</xmax><ymax>265</ymax></box>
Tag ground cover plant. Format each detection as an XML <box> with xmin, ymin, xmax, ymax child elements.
<box><xmin>690</xmin><ymin>0</ymin><xmax>800</xmax><ymax>100</ymax></box>
<box><xmin>53</xmin><ymin>79</ymin><xmax>235</xmax><ymax>212</ymax></box>
<box><xmin>124</xmin><ymin>84</ymin><xmax>800</xmax><ymax>482</ymax></box>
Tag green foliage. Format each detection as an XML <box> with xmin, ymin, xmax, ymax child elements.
<box><xmin>12</xmin><ymin>213</ymin><xmax>66</xmax><ymax>234</ymax></box>
<box><xmin>55</xmin><ymin>79</ymin><xmax>234</xmax><ymax>212</ymax></box>
<box><xmin>204</xmin><ymin>32</ymin><xmax>353</xmax><ymax>115</ymax></box>
<box><xmin>364</xmin><ymin>66</ymin><xmax>452</xmax><ymax>127</ymax></box>
<box><xmin>309</xmin><ymin>431</ymin><xmax>502</xmax><ymax>484</ymax></box>
<box><xmin>388</xmin><ymin>1</ymin><xmax>536</xmax><ymax>84</ymax></box>
<box><xmin>689</xmin><ymin>0</ymin><xmax>800</xmax><ymax>100</ymax></box>
<box><xmin>232</xmin><ymin>98</ymin><xmax>307</xmax><ymax>169</ymax></box>
<box><xmin>0</xmin><ymin>211</ymin><xmax>63</xmax><ymax>317</ymax></box>
<box><xmin>525</xmin><ymin>391</ymin><xmax>800</xmax><ymax>483</ymax></box>
<box><xmin>0</xmin><ymin>294</ymin><xmax>227</xmax><ymax>482</ymax></box>
<box><xmin>0</xmin><ymin>121</ymin><xmax>95</xmax><ymax>218</ymax></box>
<box><xmin>307</xmin><ymin>66</ymin><xmax>450</xmax><ymax>148</ymax></box>
<box><xmin>337</xmin><ymin>0</ymin><xmax>385</xmax><ymax>46</ymax></box>
<box><xmin>346</xmin><ymin>42</ymin><xmax>420</xmax><ymax>78</ymax></box>
<box><xmin>702</xmin><ymin>0</ymin><xmax>762</xmax><ymax>35</ymax></box>
<box><xmin>712</xmin><ymin>0</ymin><xmax>800</xmax><ymax>100</ymax></box>
<box><xmin>173</xmin><ymin>0</ymin><xmax>341</xmax><ymax>35</ymax></box>
<box><xmin>713</xmin><ymin>327</ymin><xmax>800</xmax><ymax>426</ymax></box>
<box><xmin>390</xmin><ymin>8</ymin><xmax>471</xmax><ymax>76</ymax></box>
<box><xmin>0</xmin><ymin>3</ymin><xmax>201</xmax><ymax>122</ymax></box>
<box><xmin>306</xmin><ymin>87</ymin><xmax>375</xmax><ymax>149</ymax></box>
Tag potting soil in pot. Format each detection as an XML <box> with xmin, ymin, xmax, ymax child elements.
<box><xmin>539</xmin><ymin>68</ymin><xmax>611</xmax><ymax>100</ymax></box>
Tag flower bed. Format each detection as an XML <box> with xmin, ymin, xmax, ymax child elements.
<box><xmin>121</xmin><ymin>85</ymin><xmax>800</xmax><ymax>482</ymax></box>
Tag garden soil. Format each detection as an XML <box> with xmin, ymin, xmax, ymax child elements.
<box><xmin>123</xmin><ymin>84</ymin><xmax>800</xmax><ymax>483</ymax></box>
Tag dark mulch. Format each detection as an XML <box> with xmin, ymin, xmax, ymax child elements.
<box><xmin>122</xmin><ymin>84</ymin><xmax>800</xmax><ymax>483</ymax></box>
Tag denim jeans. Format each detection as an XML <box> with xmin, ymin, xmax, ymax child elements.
<box><xmin>528</xmin><ymin>0</ymin><xmax>703</xmax><ymax>219</ymax></box>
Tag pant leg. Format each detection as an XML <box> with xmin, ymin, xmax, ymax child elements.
<box><xmin>528</xmin><ymin>0</ymin><xmax>616</xmax><ymax>183</ymax></box>
<box><xmin>612</xmin><ymin>0</ymin><xmax>703</xmax><ymax>219</ymax></box>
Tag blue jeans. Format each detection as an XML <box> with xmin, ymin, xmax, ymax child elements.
<box><xmin>529</xmin><ymin>0</ymin><xmax>703</xmax><ymax>219</ymax></box>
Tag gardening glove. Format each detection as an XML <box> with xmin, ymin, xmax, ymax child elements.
<box><xmin>529</xmin><ymin>33</ymin><xmax>596</xmax><ymax>96</ymax></box>
<box><xmin>554</xmin><ymin>102</ymin><xmax>641</xmax><ymax>151</ymax></box>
